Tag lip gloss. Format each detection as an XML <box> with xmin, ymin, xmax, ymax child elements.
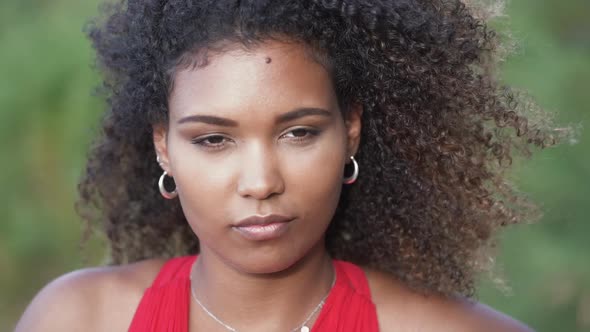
<box><xmin>232</xmin><ymin>222</ymin><xmax>291</xmax><ymax>241</ymax></box>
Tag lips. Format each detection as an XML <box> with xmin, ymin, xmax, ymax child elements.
<box><xmin>232</xmin><ymin>214</ymin><xmax>294</xmax><ymax>241</ymax></box>
<box><xmin>234</xmin><ymin>214</ymin><xmax>293</xmax><ymax>227</ymax></box>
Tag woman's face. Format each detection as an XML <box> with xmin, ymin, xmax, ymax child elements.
<box><xmin>154</xmin><ymin>40</ymin><xmax>362</xmax><ymax>274</ymax></box>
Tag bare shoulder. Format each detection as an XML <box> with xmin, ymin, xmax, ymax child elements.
<box><xmin>13</xmin><ymin>258</ymin><xmax>166</xmax><ymax>332</ymax></box>
<box><xmin>363</xmin><ymin>268</ymin><xmax>534</xmax><ymax>332</ymax></box>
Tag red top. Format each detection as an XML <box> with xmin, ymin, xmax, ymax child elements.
<box><xmin>128</xmin><ymin>255</ymin><xmax>379</xmax><ymax>331</ymax></box>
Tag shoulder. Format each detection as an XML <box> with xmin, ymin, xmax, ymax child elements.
<box><xmin>363</xmin><ymin>268</ymin><xmax>535</xmax><ymax>332</ymax></box>
<box><xmin>13</xmin><ymin>258</ymin><xmax>166</xmax><ymax>332</ymax></box>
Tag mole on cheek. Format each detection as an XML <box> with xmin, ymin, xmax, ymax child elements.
<box><xmin>265</xmin><ymin>57</ymin><xmax>272</xmax><ymax>64</ymax></box>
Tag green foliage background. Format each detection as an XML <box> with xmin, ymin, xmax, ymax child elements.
<box><xmin>1</xmin><ymin>0</ymin><xmax>588</xmax><ymax>331</ymax></box>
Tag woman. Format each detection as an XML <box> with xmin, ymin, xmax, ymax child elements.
<box><xmin>15</xmin><ymin>0</ymin><xmax>559</xmax><ymax>331</ymax></box>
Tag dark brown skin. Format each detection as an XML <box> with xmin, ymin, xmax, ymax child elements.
<box><xmin>15</xmin><ymin>40</ymin><xmax>533</xmax><ymax>332</ymax></box>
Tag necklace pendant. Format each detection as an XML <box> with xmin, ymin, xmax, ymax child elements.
<box><xmin>300</xmin><ymin>326</ymin><xmax>310</xmax><ymax>332</ymax></box>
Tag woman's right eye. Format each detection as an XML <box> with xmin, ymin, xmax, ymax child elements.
<box><xmin>191</xmin><ymin>135</ymin><xmax>230</xmax><ymax>151</ymax></box>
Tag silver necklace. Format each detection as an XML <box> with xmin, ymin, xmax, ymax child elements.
<box><xmin>189</xmin><ymin>267</ymin><xmax>336</xmax><ymax>332</ymax></box>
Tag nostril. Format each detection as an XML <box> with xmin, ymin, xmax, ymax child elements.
<box><xmin>237</xmin><ymin>179</ymin><xmax>285</xmax><ymax>200</ymax></box>
<box><xmin>237</xmin><ymin>170</ymin><xmax>285</xmax><ymax>199</ymax></box>
<box><xmin>237</xmin><ymin>147</ymin><xmax>285</xmax><ymax>199</ymax></box>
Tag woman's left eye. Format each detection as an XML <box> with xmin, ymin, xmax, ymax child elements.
<box><xmin>281</xmin><ymin>128</ymin><xmax>320</xmax><ymax>142</ymax></box>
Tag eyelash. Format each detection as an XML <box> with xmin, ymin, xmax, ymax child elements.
<box><xmin>191</xmin><ymin>128</ymin><xmax>320</xmax><ymax>151</ymax></box>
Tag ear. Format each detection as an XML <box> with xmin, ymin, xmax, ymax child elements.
<box><xmin>153</xmin><ymin>123</ymin><xmax>173</xmax><ymax>176</ymax></box>
<box><xmin>344</xmin><ymin>102</ymin><xmax>363</xmax><ymax>160</ymax></box>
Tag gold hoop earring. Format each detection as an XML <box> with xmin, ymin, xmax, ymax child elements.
<box><xmin>343</xmin><ymin>156</ymin><xmax>359</xmax><ymax>184</ymax></box>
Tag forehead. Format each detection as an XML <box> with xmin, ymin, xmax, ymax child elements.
<box><xmin>168</xmin><ymin>40</ymin><xmax>339</xmax><ymax>121</ymax></box>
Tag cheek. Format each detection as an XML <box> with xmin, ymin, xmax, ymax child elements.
<box><xmin>283</xmin><ymin>132</ymin><xmax>347</xmax><ymax>222</ymax></box>
<box><xmin>168</xmin><ymin>143</ymin><xmax>236</xmax><ymax>238</ymax></box>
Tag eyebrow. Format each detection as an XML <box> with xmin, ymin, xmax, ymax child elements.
<box><xmin>177</xmin><ymin>107</ymin><xmax>333</xmax><ymax>126</ymax></box>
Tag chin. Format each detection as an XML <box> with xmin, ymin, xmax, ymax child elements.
<box><xmin>227</xmin><ymin>245</ymin><xmax>309</xmax><ymax>275</ymax></box>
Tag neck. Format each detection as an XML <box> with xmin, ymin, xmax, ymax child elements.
<box><xmin>190</xmin><ymin>242</ymin><xmax>335</xmax><ymax>331</ymax></box>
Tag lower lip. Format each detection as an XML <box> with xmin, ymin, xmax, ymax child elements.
<box><xmin>232</xmin><ymin>222</ymin><xmax>291</xmax><ymax>241</ymax></box>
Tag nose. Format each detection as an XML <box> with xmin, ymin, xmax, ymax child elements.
<box><xmin>236</xmin><ymin>143</ymin><xmax>285</xmax><ymax>200</ymax></box>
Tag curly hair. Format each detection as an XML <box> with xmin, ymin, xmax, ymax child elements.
<box><xmin>79</xmin><ymin>0</ymin><xmax>562</xmax><ymax>297</ymax></box>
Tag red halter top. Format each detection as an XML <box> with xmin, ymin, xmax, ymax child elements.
<box><xmin>128</xmin><ymin>255</ymin><xmax>379</xmax><ymax>331</ymax></box>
